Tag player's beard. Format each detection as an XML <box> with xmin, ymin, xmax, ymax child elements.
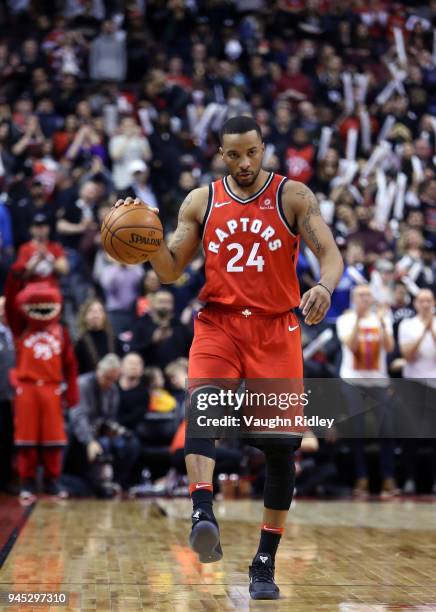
<box><xmin>232</xmin><ymin>167</ymin><xmax>261</xmax><ymax>187</ymax></box>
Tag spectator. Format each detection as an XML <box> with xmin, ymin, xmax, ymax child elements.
<box><xmin>99</xmin><ymin>257</ymin><xmax>143</xmax><ymax>335</ymax></box>
<box><xmin>275</xmin><ymin>56</ymin><xmax>314</xmax><ymax>103</ymax></box>
<box><xmin>325</xmin><ymin>240</ymin><xmax>366</xmax><ymax>324</ymax></box>
<box><xmin>336</xmin><ymin>285</ymin><xmax>397</xmax><ymax>498</ymax></box>
<box><xmin>119</xmin><ymin>355</ymin><xmax>179</xmax><ymax>484</ymax></box>
<box><xmin>9</xmin><ymin>212</ymin><xmax>68</xmax><ymax>289</ymax></box>
<box><xmin>284</xmin><ymin>127</ymin><xmax>315</xmax><ymax>184</ymax></box>
<box><xmin>56</xmin><ymin>180</ymin><xmax>100</xmax><ymax>306</ymax></box>
<box><xmin>145</xmin><ymin>366</ymin><xmax>177</xmax><ymax>424</ymax></box>
<box><xmin>109</xmin><ymin>116</ymin><xmax>151</xmax><ymax>190</ymax></box>
<box><xmin>132</xmin><ymin>364</ymin><xmax>180</xmax><ymax>482</ymax></box>
<box><xmin>398</xmin><ymin>289</ymin><xmax>436</xmax><ymax>494</ymax></box>
<box><xmin>75</xmin><ymin>298</ymin><xmax>118</xmax><ymax>374</ymax></box>
<box><xmin>348</xmin><ymin>207</ymin><xmax>390</xmax><ymax>263</ymax></box>
<box><xmin>165</xmin><ymin>357</ymin><xmax>188</xmax><ymax>423</ymax></box>
<box><xmin>396</xmin><ymin>228</ymin><xmax>434</xmax><ymax>289</ymax></box>
<box><xmin>52</xmin><ymin>114</ymin><xmax>79</xmax><ymax>158</ymax></box>
<box><xmin>391</xmin><ymin>283</ymin><xmax>415</xmax><ymax>341</ymax></box>
<box><xmin>118</xmin><ymin>160</ymin><xmax>158</xmax><ymax>209</ymax></box>
<box><xmin>132</xmin><ymin>290</ymin><xmax>192</xmax><ymax>370</ymax></box>
<box><xmin>65</xmin><ymin>122</ymin><xmax>108</xmax><ymax>166</ymax></box>
<box><xmin>57</xmin><ymin>180</ymin><xmax>99</xmax><ymax>253</ymax></box>
<box><xmin>370</xmin><ymin>259</ymin><xmax>395</xmax><ymax>306</ymax></box>
<box><xmin>68</xmin><ymin>353</ymin><xmax>141</xmax><ymax>493</ymax></box>
<box><xmin>136</xmin><ymin>269</ymin><xmax>161</xmax><ymax>317</ymax></box>
<box><xmin>9</xmin><ymin>178</ymin><xmax>57</xmax><ymax>249</ymax></box>
<box><xmin>117</xmin><ymin>352</ymin><xmax>150</xmax><ymax>436</ymax></box>
<box><xmin>163</xmin><ymin>170</ymin><xmax>199</xmax><ymax>229</ymax></box>
<box><xmin>89</xmin><ymin>20</ymin><xmax>127</xmax><ymax>83</ymax></box>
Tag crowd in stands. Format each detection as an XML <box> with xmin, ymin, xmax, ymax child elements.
<box><xmin>0</xmin><ymin>0</ymin><xmax>435</xmax><ymax>500</ymax></box>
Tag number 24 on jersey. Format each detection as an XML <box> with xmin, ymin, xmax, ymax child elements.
<box><xmin>227</xmin><ymin>242</ymin><xmax>264</xmax><ymax>272</ymax></box>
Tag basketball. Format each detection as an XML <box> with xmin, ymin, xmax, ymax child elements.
<box><xmin>101</xmin><ymin>200</ymin><xmax>163</xmax><ymax>265</ymax></box>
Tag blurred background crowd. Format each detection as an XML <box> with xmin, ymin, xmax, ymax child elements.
<box><xmin>0</xmin><ymin>0</ymin><xmax>435</xmax><ymax>501</ymax></box>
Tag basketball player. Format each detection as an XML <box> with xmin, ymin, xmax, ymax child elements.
<box><xmin>116</xmin><ymin>116</ymin><xmax>343</xmax><ymax>600</ymax></box>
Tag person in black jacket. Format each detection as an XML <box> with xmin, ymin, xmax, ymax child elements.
<box><xmin>132</xmin><ymin>290</ymin><xmax>192</xmax><ymax>370</ymax></box>
<box><xmin>117</xmin><ymin>352</ymin><xmax>150</xmax><ymax>434</ymax></box>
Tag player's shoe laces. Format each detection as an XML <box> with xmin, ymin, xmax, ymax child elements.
<box><xmin>249</xmin><ymin>552</ymin><xmax>280</xmax><ymax>600</ymax></box>
<box><xmin>189</xmin><ymin>509</ymin><xmax>223</xmax><ymax>563</ymax></box>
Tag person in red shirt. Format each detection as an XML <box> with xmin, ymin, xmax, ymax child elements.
<box><xmin>10</xmin><ymin>212</ymin><xmax>69</xmax><ymax>288</ymax></box>
<box><xmin>285</xmin><ymin>127</ymin><xmax>315</xmax><ymax>184</ymax></box>
<box><xmin>274</xmin><ymin>56</ymin><xmax>314</xmax><ymax>103</ymax></box>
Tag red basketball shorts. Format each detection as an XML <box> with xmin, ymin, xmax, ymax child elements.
<box><xmin>189</xmin><ymin>306</ymin><xmax>303</xmax><ymax>379</ymax></box>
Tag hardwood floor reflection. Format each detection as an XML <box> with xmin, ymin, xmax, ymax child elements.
<box><xmin>1</xmin><ymin>498</ymin><xmax>436</xmax><ymax>611</ymax></box>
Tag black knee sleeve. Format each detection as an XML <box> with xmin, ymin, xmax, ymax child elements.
<box><xmin>263</xmin><ymin>446</ymin><xmax>296</xmax><ymax>510</ymax></box>
<box><xmin>184</xmin><ymin>385</ymin><xmax>226</xmax><ymax>460</ymax></box>
<box><xmin>184</xmin><ymin>437</ymin><xmax>216</xmax><ymax>460</ymax></box>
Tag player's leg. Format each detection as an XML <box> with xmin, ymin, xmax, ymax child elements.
<box><xmin>186</xmin><ymin>311</ymin><xmax>242</xmax><ymax>562</ymax></box>
<box><xmin>243</xmin><ymin>311</ymin><xmax>303</xmax><ymax>599</ymax></box>
<box><xmin>248</xmin><ymin>440</ymin><xmax>299</xmax><ymax>600</ymax></box>
<box><xmin>185</xmin><ymin>439</ymin><xmax>215</xmax><ymax>516</ymax></box>
<box><xmin>185</xmin><ymin>433</ymin><xmax>220</xmax><ymax>563</ymax></box>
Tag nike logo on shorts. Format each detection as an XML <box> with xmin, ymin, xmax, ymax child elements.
<box><xmin>195</xmin><ymin>484</ymin><xmax>211</xmax><ymax>489</ymax></box>
<box><xmin>288</xmin><ymin>325</ymin><xmax>299</xmax><ymax>332</ymax></box>
<box><xmin>215</xmin><ymin>201</ymin><xmax>231</xmax><ymax>208</ymax></box>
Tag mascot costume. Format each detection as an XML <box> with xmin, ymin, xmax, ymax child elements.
<box><xmin>5</xmin><ymin>281</ymin><xmax>78</xmax><ymax>498</ymax></box>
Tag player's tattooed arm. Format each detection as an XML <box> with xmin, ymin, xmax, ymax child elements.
<box><xmin>168</xmin><ymin>193</ymin><xmax>195</xmax><ymax>254</ymax></box>
<box><xmin>283</xmin><ymin>182</ymin><xmax>344</xmax><ymax>325</ymax></box>
<box><xmin>296</xmin><ymin>187</ymin><xmax>323</xmax><ymax>255</ymax></box>
<box><xmin>149</xmin><ymin>187</ymin><xmax>207</xmax><ymax>283</ymax></box>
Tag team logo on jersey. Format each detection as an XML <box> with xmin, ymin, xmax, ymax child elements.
<box><xmin>260</xmin><ymin>198</ymin><xmax>273</xmax><ymax>210</ymax></box>
<box><xmin>206</xmin><ymin>217</ymin><xmax>282</xmax><ymax>254</ymax></box>
<box><xmin>24</xmin><ymin>332</ymin><xmax>61</xmax><ymax>360</ymax></box>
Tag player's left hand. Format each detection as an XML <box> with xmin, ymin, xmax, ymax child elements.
<box><xmin>299</xmin><ymin>285</ymin><xmax>331</xmax><ymax>326</ymax></box>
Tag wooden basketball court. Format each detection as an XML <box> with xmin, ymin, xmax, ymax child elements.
<box><xmin>1</xmin><ymin>496</ymin><xmax>436</xmax><ymax>611</ymax></box>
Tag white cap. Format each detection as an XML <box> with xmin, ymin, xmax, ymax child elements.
<box><xmin>129</xmin><ymin>159</ymin><xmax>148</xmax><ymax>175</ymax></box>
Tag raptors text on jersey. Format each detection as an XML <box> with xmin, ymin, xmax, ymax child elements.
<box><xmin>198</xmin><ymin>172</ymin><xmax>300</xmax><ymax>313</ymax></box>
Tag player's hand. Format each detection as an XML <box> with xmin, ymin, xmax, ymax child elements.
<box><xmin>114</xmin><ymin>196</ymin><xmax>159</xmax><ymax>215</ymax></box>
<box><xmin>299</xmin><ymin>285</ymin><xmax>331</xmax><ymax>326</ymax></box>
<box><xmin>87</xmin><ymin>440</ymin><xmax>103</xmax><ymax>462</ymax></box>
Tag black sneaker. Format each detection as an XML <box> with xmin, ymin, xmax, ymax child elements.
<box><xmin>189</xmin><ymin>509</ymin><xmax>223</xmax><ymax>563</ymax></box>
<box><xmin>249</xmin><ymin>552</ymin><xmax>280</xmax><ymax>600</ymax></box>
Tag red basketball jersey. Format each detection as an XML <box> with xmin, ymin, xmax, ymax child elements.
<box><xmin>16</xmin><ymin>323</ymin><xmax>64</xmax><ymax>383</ymax></box>
<box><xmin>198</xmin><ymin>172</ymin><xmax>300</xmax><ymax>314</ymax></box>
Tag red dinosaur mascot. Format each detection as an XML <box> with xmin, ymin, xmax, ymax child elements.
<box><xmin>5</xmin><ymin>281</ymin><xmax>78</xmax><ymax>499</ymax></box>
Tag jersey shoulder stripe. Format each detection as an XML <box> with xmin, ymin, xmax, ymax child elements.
<box><xmin>200</xmin><ymin>183</ymin><xmax>214</xmax><ymax>239</ymax></box>
<box><xmin>275</xmin><ymin>177</ymin><xmax>298</xmax><ymax>237</ymax></box>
